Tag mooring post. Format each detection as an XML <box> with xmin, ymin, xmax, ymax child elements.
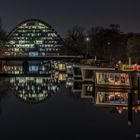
<box><xmin>128</xmin><ymin>88</ymin><xmax>133</xmax><ymax>126</ymax></box>
<box><xmin>92</xmin><ymin>81</ymin><xmax>95</xmax><ymax>103</ymax></box>
<box><xmin>138</xmin><ymin>77</ymin><xmax>140</xmax><ymax>100</ymax></box>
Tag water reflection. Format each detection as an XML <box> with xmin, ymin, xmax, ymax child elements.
<box><xmin>2</xmin><ymin>60</ymin><xmax>52</xmax><ymax>75</ymax></box>
<box><xmin>0</xmin><ymin>78</ymin><xmax>9</xmax><ymax>114</ymax></box>
<box><xmin>1</xmin><ymin>60</ymin><xmax>64</xmax><ymax>103</ymax></box>
<box><xmin>96</xmin><ymin>92</ymin><xmax>128</xmax><ymax>104</ymax></box>
<box><xmin>10</xmin><ymin>77</ymin><xmax>60</xmax><ymax>103</ymax></box>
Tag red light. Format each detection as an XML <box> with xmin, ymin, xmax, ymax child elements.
<box><xmin>133</xmin><ymin>64</ymin><xmax>139</xmax><ymax>71</ymax></box>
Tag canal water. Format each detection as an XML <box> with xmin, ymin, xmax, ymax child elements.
<box><xmin>0</xmin><ymin>84</ymin><xmax>140</xmax><ymax>140</ymax></box>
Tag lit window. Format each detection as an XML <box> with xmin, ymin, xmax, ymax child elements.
<box><xmin>29</xmin><ymin>52</ymin><xmax>38</xmax><ymax>57</ymax></box>
<box><xmin>29</xmin><ymin>66</ymin><xmax>39</xmax><ymax>72</ymax></box>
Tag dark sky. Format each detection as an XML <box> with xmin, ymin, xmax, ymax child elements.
<box><xmin>0</xmin><ymin>0</ymin><xmax>140</xmax><ymax>37</ymax></box>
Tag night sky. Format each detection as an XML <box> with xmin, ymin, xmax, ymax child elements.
<box><xmin>0</xmin><ymin>0</ymin><xmax>140</xmax><ymax>36</ymax></box>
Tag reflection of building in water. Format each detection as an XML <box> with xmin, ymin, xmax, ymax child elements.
<box><xmin>71</xmin><ymin>65</ymin><xmax>116</xmax><ymax>100</ymax></box>
<box><xmin>2</xmin><ymin>60</ymin><xmax>52</xmax><ymax>75</ymax></box>
<box><xmin>95</xmin><ymin>71</ymin><xmax>131</xmax><ymax>106</ymax></box>
<box><xmin>1</xmin><ymin>19</ymin><xmax>62</xmax><ymax>75</ymax></box>
<box><xmin>56</xmin><ymin>62</ymin><xmax>67</xmax><ymax>81</ymax></box>
<box><xmin>70</xmin><ymin>65</ymin><xmax>140</xmax><ymax>107</ymax></box>
<box><xmin>71</xmin><ymin>65</ymin><xmax>83</xmax><ymax>97</ymax></box>
<box><xmin>53</xmin><ymin>61</ymin><xmax>73</xmax><ymax>86</ymax></box>
<box><xmin>96</xmin><ymin>92</ymin><xmax>128</xmax><ymax>105</ymax></box>
<box><xmin>65</xmin><ymin>63</ymin><xmax>73</xmax><ymax>87</ymax></box>
<box><xmin>10</xmin><ymin>77</ymin><xmax>59</xmax><ymax>103</ymax></box>
<box><xmin>0</xmin><ymin>19</ymin><xmax>63</xmax><ymax>103</ymax></box>
<box><xmin>81</xmin><ymin>84</ymin><xmax>93</xmax><ymax>99</ymax></box>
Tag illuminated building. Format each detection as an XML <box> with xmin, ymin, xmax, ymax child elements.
<box><xmin>71</xmin><ymin>65</ymin><xmax>134</xmax><ymax>105</ymax></box>
<box><xmin>94</xmin><ymin>71</ymin><xmax>131</xmax><ymax>105</ymax></box>
<box><xmin>4</xmin><ymin>19</ymin><xmax>62</xmax><ymax>56</ymax></box>
<box><xmin>2</xmin><ymin>19</ymin><xmax>63</xmax><ymax>74</ymax></box>
<box><xmin>1</xmin><ymin>19</ymin><xmax>63</xmax><ymax>103</ymax></box>
<box><xmin>53</xmin><ymin>61</ymin><xmax>73</xmax><ymax>82</ymax></box>
<box><xmin>71</xmin><ymin>65</ymin><xmax>83</xmax><ymax>97</ymax></box>
<box><xmin>65</xmin><ymin>63</ymin><xmax>73</xmax><ymax>87</ymax></box>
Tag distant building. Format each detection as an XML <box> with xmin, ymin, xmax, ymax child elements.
<box><xmin>0</xmin><ymin>19</ymin><xmax>63</xmax><ymax>103</ymax></box>
<box><xmin>3</xmin><ymin>19</ymin><xmax>62</xmax><ymax>56</ymax></box>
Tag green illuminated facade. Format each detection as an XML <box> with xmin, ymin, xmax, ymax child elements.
<box><xmin>4</xmin><ymin>19</ymin><xmax>62</xmax><ymax>56</ymax></box>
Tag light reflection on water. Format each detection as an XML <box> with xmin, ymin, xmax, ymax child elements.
<box><xmin>9</xmin><ymin>77</ymin><xmax>60</xmax><ymax>103</ymax></box>
<box><xmin>1</xmin><ymin>60</ymin><xmax>62</xmax><ymax>103</ymax></box>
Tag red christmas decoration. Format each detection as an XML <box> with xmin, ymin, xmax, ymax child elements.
<box><xmin>133</xmin><ymin>64</ymin><xmax>139</xmax><ymax>71</ymax></box>
<box><xmin>115</xmin><ymin>60</ymin><xmax>122</xmax><ymax>70</ymax></box>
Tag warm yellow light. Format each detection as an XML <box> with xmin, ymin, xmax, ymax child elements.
<box><xmin>86</xmin><ymin>37</ymin><xmax>90</xmax><ymax>42</ymax></box>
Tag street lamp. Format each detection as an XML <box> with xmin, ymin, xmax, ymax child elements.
<box><xmin>107</xmin><ymin>42</ymin><xmax>111</xmax><ymax>63</ymax></box>
<box><xmin>85</xmin><ymin>37</ymin><xmax>90</xmax><ymax>59</ymax></box>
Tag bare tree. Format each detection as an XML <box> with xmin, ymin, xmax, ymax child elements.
<box><xmin>0</xmin><ymin>17</ymin><xmax>7</xmax><ymax>55</ymax></box>
<box><xmin>61</xmin><ymin>25</ymin><xmax>86</xmax><ymax>56</ymax></box>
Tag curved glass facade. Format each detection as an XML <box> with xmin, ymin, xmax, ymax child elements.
<box><xmin>4</xmin><ymin>19</ymin><xmax>62</xmax><ymax>56</ymax></box>
<box><xmin>1</xmin><ymin>19</ymin><xmax>63</xmax><ymax>103</ymax></box>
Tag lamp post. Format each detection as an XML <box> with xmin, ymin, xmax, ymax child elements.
<box><xmin>85</xmin><ymin>37</ymin><xmax>90</xmax><ymax>59</ymax></box>
<box><xmin>107</xmin><ymin>42</ymin><xmax>111</xmax><ymax>63</ymax></box>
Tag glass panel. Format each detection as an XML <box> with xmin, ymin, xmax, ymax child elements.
<box><xmin>73</xmin><ymin>67</ymin><xmax>82</xmax><ymax>76</ymax></box>
<box><xmin>29</xmin><ymin>52</ymin><xmax>38</xmax><ymax>57</ymax></box>
<box><xmin>29</xmin><ymin>66</ymin><xmax>39</xmax><ymax>72</ymax></box>
<box><xmin>73</xmin><ymin>81</ymin><xmax>82</xmax><ymax>90</ymax></box>
<box><xmin>84</xmin><ymin>85</ymin><xmax>93</xmax><ymax>96</ymax></box>
<box><xmin>4</xmin><ymin>20</ymin><xmax>62</xmax><ymax>56</ymax></box>
<box><xmin>84</xmin><ymin>70</ymin><xmax>93</xmax><ymax>79</ymax></box>
<box><xmin>96</xmin><ymin>72</ymin><xmax>130</xmax><ymax>86</ymax></box>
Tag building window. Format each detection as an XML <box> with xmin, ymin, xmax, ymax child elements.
<box><xmin>29</xmin><ymin>66</ymin><xmax>39</xmax><ymax>72</ymax></box>
<box><xmin>96</xmin><ymin>72</ymin><xmax>130</xmax><ymax>86</ymax></box>
<box><xmin>29</xmin><ymin>51</ymin><xmax>38</xmax><ymax>57</ymax></box>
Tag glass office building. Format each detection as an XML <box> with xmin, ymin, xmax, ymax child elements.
<box><xmin>4</xmin><ymin>19</ymin><xmax>62</xmax><ymax>56</ymax></box>
<box><xmin>1</xmin><ymin>19</ymin><xmax>63</xmax><ymax>103</ymax></box>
